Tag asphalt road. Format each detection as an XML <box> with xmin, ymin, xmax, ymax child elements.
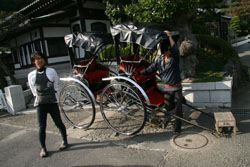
<box><xmin>236</xmin><ymin>42</ymin><xmax>250</xmax><ymax>67</ymax></box>
<box><xmin>1</xmin><ymin>109</ymin><xmax>250</xmax><ymax>167</ymax></box>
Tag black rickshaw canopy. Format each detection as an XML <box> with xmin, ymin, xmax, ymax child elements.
<box><xmin>111</xmin><ymin>22</ymin><xmax>179</xmax><ymax>49</ymax></box>
<box><xmin>64</xmin><ymin>32</ymin><xmax>114</xmax><ymax>55</ymax></box>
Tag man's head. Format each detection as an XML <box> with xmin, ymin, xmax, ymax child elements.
<box><xmin>160</xmin><ymin>39</ymin><xmax>171</xmax><ymax>56</ymax></box>
<box><xmin>31</xmin><ymin>51</ymin><xmax>46</xmax><ymax>69</ymax></box>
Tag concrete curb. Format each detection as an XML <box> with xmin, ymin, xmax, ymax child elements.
<box><xmin>232</xmin><ymin>39</ymin><xmax>250</xmax><ymax>47</ymax></box>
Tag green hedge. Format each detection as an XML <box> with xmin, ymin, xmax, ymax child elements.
<box><xmin>194</xmin><ymin>34</ymin><xmax>249</xmax><ymax>82</ymax></box>
<box><xmin>195</xmin><ymin>34</ymin><xmax>239</xmax><ymax>63</ymax></box>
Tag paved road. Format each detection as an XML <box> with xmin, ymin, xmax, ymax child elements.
<box><xmin>1</xmin><ymin>107</ymin><xmax>250</xmax><ymax>167</ymax></box>
<box><xmin>236</xmin><ymin>42</ymin><xmax>250</xmax><ymax>67</ymax></box>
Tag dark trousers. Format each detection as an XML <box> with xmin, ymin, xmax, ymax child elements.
<box><xmin>37</xmin><ymin>103</ymin><xmax>67</xmax><ymax>149</ymax></box>
<box><xmin>164</xmin><ymin>89</ymin><xmax>183</xmax><ymax>132</ymax></box>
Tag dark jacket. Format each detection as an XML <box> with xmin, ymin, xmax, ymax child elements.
<box><xmin>143</xmin><ymin>44</ymin><xmax>181</xmax><ymax>86</ymax></box>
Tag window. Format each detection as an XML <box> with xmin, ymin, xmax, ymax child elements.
<box><xmin>46</xmin><ymin>38</ymin><xmax>68</xmax><ymax>57</ymax></box>
<box><xmin>91</xmin><ymin>22</ymin><xmax>107</xmax><ymax>33</ymax></box>
<box><xmin>12</xmin><ymin>48</ymin><xmax>19</xmax><ymax>63</ymax></box>
<box><xmin>34</xmin><ymin>40</ymin><xmax>42</xmax><ymax>52</ymax></box>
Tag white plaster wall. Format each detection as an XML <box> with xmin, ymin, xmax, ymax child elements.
<box><xmin>47</xmin><ymin>56</ymin><xmax>70</xmax><ymax>64</ymax></box>
<box><xmin>43</xmin><ymin>27</ymin><xmax>71</xmax><ymax>38</ymax></box>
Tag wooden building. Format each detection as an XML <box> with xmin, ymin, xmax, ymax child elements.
<box><xmin>0</xmin><ymin>0</ymin><xmax>111</xmax><ymax>80</ymax></box>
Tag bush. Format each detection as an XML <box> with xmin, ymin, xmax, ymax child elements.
<box><xmin>195</xmin><ymin>34</ymin><xmax>239</xmax><ymax>62</ymax></box>
<box><xmin>194</xmin><ymin>34</ymin><xmax>249</xmax><ymax>82</ymax></box>
<box><xmin>192</xmin><ymin>24</ymin><xmax>212</xmax><ymax>35</ymax></box>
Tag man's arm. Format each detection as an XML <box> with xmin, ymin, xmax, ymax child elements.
<box><xmin>164</xmin><ymin>30</ymin><xmax>180</xmax><ymax>58</ymax></box>
<box><xmin>28</xmin><ymin>72</ymin><xmax>37</xmax><ymax>97</ymax></box>
<box><xmin>139</xmin><ymin>59</ymin><xmax>158</xmax><ymax>75</ymax></box>
<box><xmin>164</xmin><ymin>30</ymin><xmax>175</xmax><ymax>47</ymax></box>
<box><xmin>52</xmin><ymin>68</ymin><xmax>59</xmax><ymax>92</ymax></box>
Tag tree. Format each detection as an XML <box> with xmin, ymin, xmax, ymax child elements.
<box><xmin>229</xmin><ymin>16</ymin><xmax>241</xmax><ymax>35</ymax></box>
<box><xmin>223</xmin><ymin>0</ymin><xmax>250</xmax><ymax>35</ymax></box>
<box><xmin>104</xmin><ymin>0</ymin><xmax>220</xmax><ymax>78</ymax></box>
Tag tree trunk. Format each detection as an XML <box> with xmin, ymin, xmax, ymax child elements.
<box><xmin>173</xmin><ymin>21</ymin><xmax>199</xmax><ymax>80</ymax></box>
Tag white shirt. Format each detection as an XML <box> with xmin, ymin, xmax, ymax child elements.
<box><xmin>28</xmin><ymin>67</ymin><xmax>59</xmax><ymax>106</ymax></box>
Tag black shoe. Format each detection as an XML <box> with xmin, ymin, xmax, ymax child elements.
<box><xmin>173</xmin><ymin>131</ymin><xmax>181</xmax><ymax>135</ymax></box>
<box><xmin>40</xmin><ymin>148</ymin><xmax>48</xmax><ymax>158</ymax></box>
<box><xmin>59</xmin><ymin>141</ymin><xmax>68</xmax><ymax>151</ymax></box>
<box><xmin>173</xmin><ymin>128</ymin><xmax>181</xmax><ymax>135</ymax></box>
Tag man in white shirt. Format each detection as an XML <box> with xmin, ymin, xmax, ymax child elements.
<box><xmin>28</xmin><ymin>52</ymin><xmax>68</xmax><ymax>158</ymax></box>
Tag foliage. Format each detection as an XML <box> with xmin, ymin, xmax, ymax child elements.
<box><xmin>98</xmin><ymin>44</ymin><xmax>116</xmax><ymax>61</ymax></box>
<box><xmin>124</xmin><ymin>0</ymin><xmax>199</xmax><ymax>23</ymax></box>
<box><xmin>104</xmin><ymin>0</ymin><xmax>136</xmax><ymax>24</ymax></box>
<box><xmin>192</xmin><ymin>23</ymin><xmax>212</xmax><ymax>35</ymax></box>
<box><xmin>195</xmin><ymin>34</ymin><xmax>239</xmax><ymax>62</ymax></box>
<box><xmin>104</xmin><ymin>0</ymin><xmax>206</xmax><ymax>24</ymax></box>
<box><xmin>194</xmin><ymin>34</ymin><xmax>248</xmax><ymax>82</ymax></box>
<box><xmin>229</xmin><ymin>16</ymin><xmax>241</xmax><ymax>35</ymax></box>
<box><xmin>222</xmin><ymin>0</ymin><xmax>250</xmax><ymax>36</ymax></box>
<box><xmin>195</xmin><ymin>48</ymin><xmax>225</xmax><ymax>82</ymax></box>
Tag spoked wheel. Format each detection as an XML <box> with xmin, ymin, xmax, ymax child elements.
<box><xmin>59</xmin><ymin>83</ymin><xmax>95</xmax><ymax>129</ymax></box>
<box><xmin>100</xmin><ymin>82</ymin><xmax>147</xmax><ymax>135</ymax></box>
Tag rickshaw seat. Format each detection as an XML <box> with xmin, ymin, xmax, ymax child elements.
<box><xmin>85</xmin><ymin>70</ymin><xmax>109</xmax><ymax>83</ymax></box>
<box><xmin>120</xmin><ymin>55</ymin><xmax>156</xmax><ymax>84</ymax></box>
<box><xmin>74</xmin><ymin>59</ymin><xmax>109</xmax><ymax>83</ymax></box>
<box><xmin>145</xmin><ymin>85</ymin><xmax>164</xmax><ymax>106</ymax></box>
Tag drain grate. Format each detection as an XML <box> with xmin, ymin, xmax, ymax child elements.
<box><xmin>231</xmin><ymin>108</ymin><xmax>250</xmax><ymax>115</ymax></box>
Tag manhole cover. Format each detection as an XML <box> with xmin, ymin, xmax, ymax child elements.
<box><xmin>173</xmin><ymin>132</ymin><xmax>208</xmax><ymax>149</ymax></box>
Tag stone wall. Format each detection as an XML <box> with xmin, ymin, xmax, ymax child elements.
<box><xmin>182</xmin><ymin>78</ymin><xmax>232</xmax><ymax>108</ymax></box>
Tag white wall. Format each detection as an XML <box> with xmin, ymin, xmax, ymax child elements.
<box><xmin>43</xmin><ymin>27</ymin><xmax>71</xmax><ymax>38</ymax></box>
<box><xmin>47</xmin><ymin>56</ymin><xmax>70</xmax><ymax>64</ymax></box>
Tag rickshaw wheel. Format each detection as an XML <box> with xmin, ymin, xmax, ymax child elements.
<box><xmin>100</xmin><ymin>82</ymin><xmax>147</xmax><ymax>136</ymax></box>
<box><xmin>59</xmin><ymin>82</ymin><xmax>95</xmax><ymax>129</ymax></box>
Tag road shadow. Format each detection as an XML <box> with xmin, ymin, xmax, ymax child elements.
<box><xmin>47</xmin><ymin>140</ymin><xmax>117</xmax><ymax>157</ymax></box>
<box><xmin>233</xmin><ymin>114</ymin><xmax>250</xmax><ymax>135</ymax></box>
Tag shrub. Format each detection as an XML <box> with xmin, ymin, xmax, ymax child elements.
<box><xmin>195</xmin><ymin>34</ymin><xmax>239</xmax><ymax>62</ymax></box>
<box><xmin>194</xmin><ymin>34</ymin><xmax>249</xmax><ymax>82</ymax></box>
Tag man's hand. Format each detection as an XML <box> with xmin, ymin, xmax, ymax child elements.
<box><xmin>164</xmin><ymin>30</ymin><xmax>175</xmax><ymax>47</ymax></box>
<box><xmin>164</xmin><ymin>30</ymin><xmax>171</xmax><ymax>37</ymax></box>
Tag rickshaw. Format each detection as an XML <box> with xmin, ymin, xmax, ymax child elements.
<box><xmin>59</xmin><ymin>32</ymin><xmax>116</xmax><ymax>129</ymax></box>
<box><xmin>59</xmin><ymin>22</ymin><xmax>216</xmax><ymax>136</ymax></box>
